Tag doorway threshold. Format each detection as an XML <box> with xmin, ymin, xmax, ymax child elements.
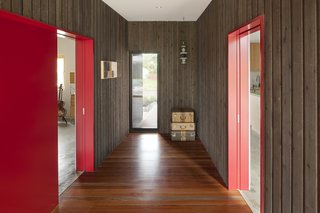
<box><xmin>240</xmin><ymin>189</ymin><xmax>260</xmax><ymax>213</ymax></box>
<box><xmin>59</xmin><ymin>171</ymin><xmax>84</xmax><ymax>196</ymax></box>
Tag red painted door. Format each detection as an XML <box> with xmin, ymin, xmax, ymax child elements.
<box><xmin>228</xmin><ymin>32</ymin><xmax>249</xmax><ymax>190</ymax></box>
<box><xmin>0</xmin><ymin>12</ymin><xmax>58</xmax><ymax>212</ymax></box>
<box><xmin>239</xmin><ymin>33</ymin><xmax>249</xmax><ymax>189</ymax></box>
<box><xmin>228</xmin><ymin>33</ymin><xmax>238</xmax><ymax>190</ymax></box>
<box><xmin>76</xmin><ymin>39</ymin><xmax>94</xmax><ymax>172</ymax></box>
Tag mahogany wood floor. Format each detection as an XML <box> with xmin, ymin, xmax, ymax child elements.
<box><xmin>55</xmin><ymin>133</ymin><xmax>251</xmax><ymax>213</ymax></box>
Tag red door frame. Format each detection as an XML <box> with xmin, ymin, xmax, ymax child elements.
<box><xmin>58</xmin><ymin>30</ymin><xmax>95</xmax><ymax>172</ymax></box>
<box><xmin>228</xmin><ymin>16</ymin><xmax>265</xmax><ymax>212</ymax></box>
<box><xmin>1</xmin><ymin>11</ymin><xmax>95</xmax><ymax>171</ymax></box>
<box><xmin>51</xmin><ymin>28</ymin><xmax>95</xmax><ymax>172</ymax></box>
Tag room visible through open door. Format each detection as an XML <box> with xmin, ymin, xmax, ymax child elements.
<box><xmin>57</xmin><ymin>34</ymin><xmax>82</xmax><ymax>195</ymax></box>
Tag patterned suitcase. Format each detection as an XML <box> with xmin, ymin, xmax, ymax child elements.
<box><xmin>171</xmin><ymin>123</ymin><xmax>196</xmax><ymax>131</ymax></box>
<box><xmin>171</xmin><ymin>131</ymin><xmax>196</xmax><ymax>141</ymax></box>
<box><xmin>171</xmin><ymin>108</ymin><xmax>194</xmax><ymax>123</ymax></box>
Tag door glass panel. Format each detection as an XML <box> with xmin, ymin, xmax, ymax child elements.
<box><xmin>131</xmin><ymin>53</ymin><xmax>158</xmax><ymax>129</ymax></box>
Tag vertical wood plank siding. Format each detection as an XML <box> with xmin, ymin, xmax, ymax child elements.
<box><xmin>197</xmin><ymin>0</ymin><xmax>318</xmax><ymax>212</ymax></box>
<box><xmin>318</xmin><ymin>0</ymin><xmax>320</xmax><ymax>210</ymax></box>
<box><xmin>0</xmin><ymin>0</ymin><xmax>129</xmax><ymax>168</ymax></box>
<box><xmin>291</xmin><ymin>0</ymin><xmax>304</xmax><ymax>211</ymax></box>
<box><xmin>128</xmin><ymin>22</ymin><xmax>198</xmax><ymax>133</ymax></box>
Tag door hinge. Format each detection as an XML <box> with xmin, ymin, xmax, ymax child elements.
<box><xmin>237</xmin><ymin>114</ymin><xmax>240</xmax><ymax>123</ymax></box>
<box><xmin>83</xmin><ymin>107</ymin><xmax>85</xmax><ymax>115</ymax></box>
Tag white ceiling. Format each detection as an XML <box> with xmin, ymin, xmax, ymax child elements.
<box><xmin>102</xmin><ymin>0</ymin><xmax>212</xmax><ymax>21</ymax></box>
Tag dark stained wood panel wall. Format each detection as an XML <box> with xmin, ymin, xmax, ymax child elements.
<box><xmin>0</xmin><ymin>0</ymin><xmax>129</xmax><ymax>168</ymax></box>
<box><xmin>197</xmin><ymin>0</ymin><xmax>319</xmax><ymax>212</ymax></box>
<box><xmin>128</xmin><ymin>22</ymin><xmax>198</xmax><ymax>133</ymax></box>
<box><xmin>318</xmin><ymin>0</ymin><xmax>320</xmax><ymax>209</ymax></box>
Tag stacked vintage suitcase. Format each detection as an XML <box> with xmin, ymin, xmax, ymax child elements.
<box><xmin>171</xmin><ymin>108</ymin><xmax>196</xmax><ymax>141</ymax></box>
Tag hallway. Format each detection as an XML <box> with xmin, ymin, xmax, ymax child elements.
<box><xmin>56</xmin><ymin>134</ymin><xmax>251</xmax><ymax>212</ymax></box>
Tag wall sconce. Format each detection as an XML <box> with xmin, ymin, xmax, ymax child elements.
<box><xmin>180</xmin><ymin>42</ymin><xmax>187</xmax><ymax>64</ymax></box>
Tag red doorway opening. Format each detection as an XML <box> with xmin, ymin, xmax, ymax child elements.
<box><xmin>228</xmin><ymin>16</ymin><xmax>264</xmax><ymax>212</ymax></box>
<box><xmin>0</xmin><ymin>10</ymin><xmax>94</xmax><ymax>212</ymax></box>
<box><xmin>57</xmin><ymin>29</ymin><xmax>95</xmax><ymax>172</ymax></box>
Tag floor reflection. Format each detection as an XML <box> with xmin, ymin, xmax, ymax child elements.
<box><xmin>138</xmin><ymin>134</ymin><xmax>160</xmax><ymax>177</ymax></box>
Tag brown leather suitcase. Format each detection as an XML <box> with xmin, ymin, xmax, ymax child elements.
<box><xmin>171</xmin><ymin>131</ymin><xmax>196</xmax><ymax>141</ymax></box>
<box><xmin>171</xmin><ymin>123</ymin><xmax>196</xmax><ymax>131</ymax></box>
<box><xmin>171</xmin><ymin>109</ymin><xmax>194</xmax><ymax>123</ymax></box>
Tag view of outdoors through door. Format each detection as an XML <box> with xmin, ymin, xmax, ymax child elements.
<box><xmin>131</xmin><ymin>53</ymin><xmax>158</xmax><ymax>129</ymax></box>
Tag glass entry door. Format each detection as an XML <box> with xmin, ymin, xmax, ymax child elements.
<box><xmin>131</xmin><ymin>53</ymin><xmax>158</xmax><ymax>130</ymax></box>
